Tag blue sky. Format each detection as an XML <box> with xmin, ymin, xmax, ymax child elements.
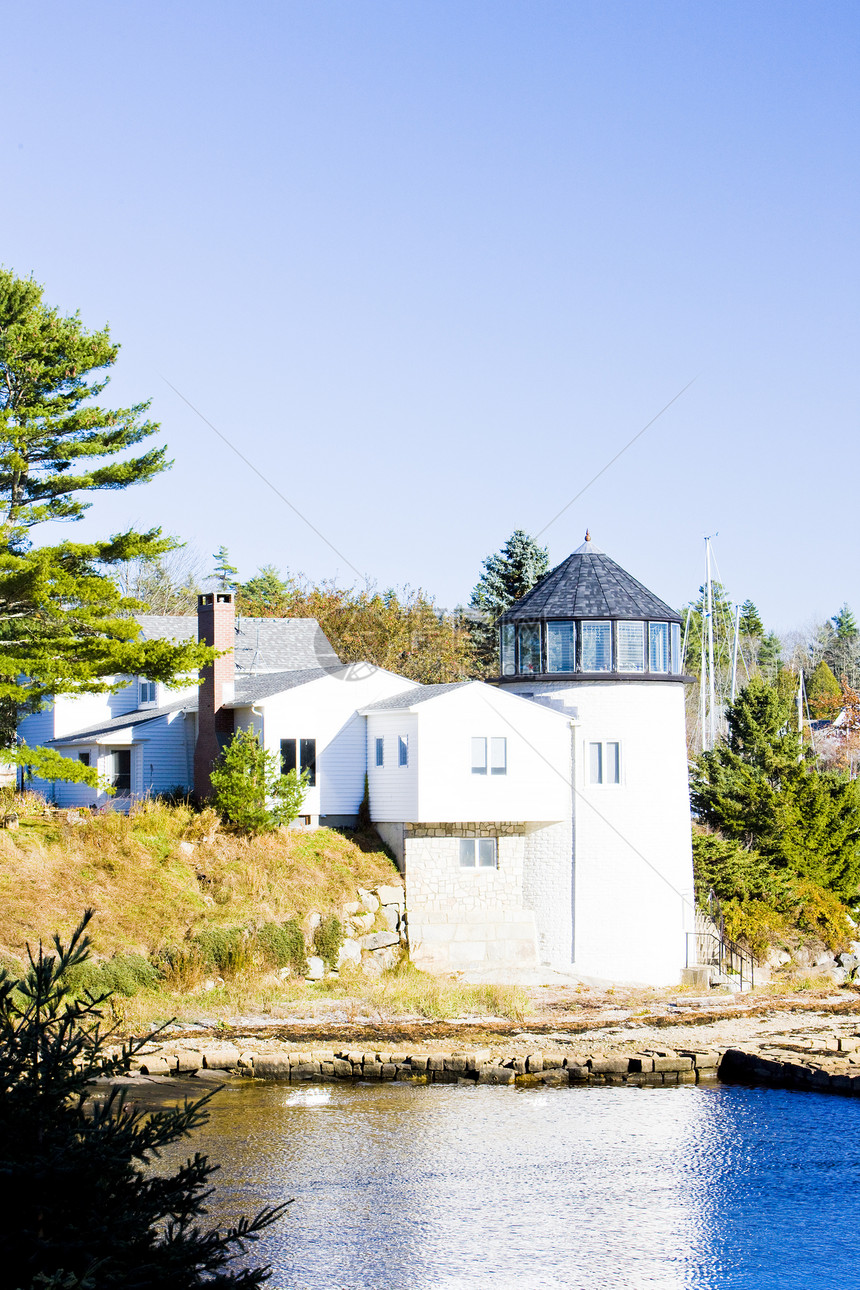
<box><xmin>3</xmin><ymin>1</ymin><xmax>858</xmax><ymax>631</ymax></box>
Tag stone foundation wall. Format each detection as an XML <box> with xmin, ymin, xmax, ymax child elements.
<box><xmin>402</xmin><ymin>822</ymin><xmax>538</xmax><ymax>972</ymax></box>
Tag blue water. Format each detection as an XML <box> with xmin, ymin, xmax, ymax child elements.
<box><xmin>165</xmin><ymin>1080</ymin><xmax>860</xmax><ymax>1289</ymax></box>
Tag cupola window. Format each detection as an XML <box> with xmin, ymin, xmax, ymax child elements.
<box><xmin>617</xmin><ymin>621</ymin><xmax>645</xmax><ymax>672</ymax></box>
<box><xmin>546</xmin><ymin>621</ymin><xmax>575</xmax><ymax>672</ymax></box>
<box><xmin>649</xmin><ymin>622</ymin><xmax>669</xmax><ymax>673</ymax></box>
<box><xmin>671</xmin><ymin>622</ymin><xmax>682</xmax><ymax>673</ymax></box>
<box><xmin>500</xmin><ymin>624</ymin><xmax>516</xmax><ymax>676</ymax></box>
<box><xmin>517</xmin><ymin>622</ymin><xmax>541</xmax><ymax>675</ymax></box>
<box><xmin>581</xmin><ymin>621</ymin><xmax>612</xmax><ymax>672</ymax></box>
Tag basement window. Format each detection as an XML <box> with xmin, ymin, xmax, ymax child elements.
<box><xmin>459</xmin><ymin>837</ymin><xmax>498</xmax><ymax>869</ymax></box>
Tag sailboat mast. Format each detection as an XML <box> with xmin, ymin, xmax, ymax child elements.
<box><xmin>797</xmin><ymin>670</ymin><xmax>804</xmax><ymax>744</ymax></box>
<box><xmin>706</xmin><ymin>537</ymin><xmax>716</xmax><ymax>750</ymax></box>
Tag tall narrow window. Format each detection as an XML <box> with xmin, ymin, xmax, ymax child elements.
<box><xmin>471</xmin><ymin>737</ymin><xmax>487</xmax><ymax>774</ymax></box>
<box><xmin>649</xmin><ymin>622</ymin><xmax>669</xmax><ymax>673</ymax></box>
<box><xmin>490</xmin><ymin>737</ymin><xmax>507</xmax><ymax>775</ymax></box>
<box><xmin>546</xmin><ymin>621</ymin><xmax>575</xmax><ymax>672</ymax></box>
<box><xmin>500</xmin><ymin>623</ymin><xmax>516</xmax><ymax>676</ymax></box>
<box><xmin>375</xmin><ymin>736</ymin><xmax>384</xmax><ymax>767</ymax></box>
<box><xmin>671</xmin><ymin>622</ymin><xmax>682</xmax><ymax>673</ymax></box>
<box><xmin>617</xmin><ymin>621</ymin><xmax>645</xmax><ymax>672</ymax></box>
<box><xmin>139</xmin><ymin>679</ymin><xmax>156</xmax><ymax>704</ymax></box>
<box><xmin>589</xmin><ymin>742</ymin><xmax>603</xmax><ymax>784</ymax></box>
<box><xmin>280</xmin><ymin>739</ymin><xmax>297</xmax><ymax>775</ymax></box>
<box><xmin>517</xmin><ymin>622</ymin><xmax>541</xmax><ymax>674</ymax></box>
<box><xmin>606</xmin><ymin>742</ymin><xmax>621</xmax><ymax>784</ymax></box>
<box><xmin>398</xmin><ymin>735</ymin><xmax>409</xmax><ymax>767</ymax></box>
<box><xmin>110</xmin><ymin>749</ymin><xmax>131</xmax><ymax>795</ymax></box>
<box><xmin>300</xmin><ymin>738</ymin><xmax>316</xmax><ymax>787</ymax></box>
<box><xmin>581</xmin><ymin>622</ymin><xmax>612</xmax><ymax>671</ymax></box>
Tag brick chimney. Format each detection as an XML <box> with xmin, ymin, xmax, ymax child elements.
<box><xmin>194</xmin><ymin>592</ymin><xmax>236</xmax><ymax>800</ymax></box>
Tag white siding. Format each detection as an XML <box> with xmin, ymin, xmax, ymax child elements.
<box><xmin>366</xmin><ymin>713</ymin><xmax>419</xmax><ymax>821</ymax></box>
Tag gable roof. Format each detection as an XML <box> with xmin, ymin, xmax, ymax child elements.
<box><xmin>136</xmin><ymin>615</ymin><xmax>340</xmax><ymax>672</ymax></box>
<box><xmin>47</xmin><ymin>699</ymin><xmax>192</xmax><ymax>746</ymax></box>
<box><xmin>359</xmin><ymin>682</ymin><xmax>471</xmax><ymax>713</ymax></box>
<box><xmin>499</xmin><ymin>536</ymin><xmax>680</xmax><ymax>624</ymax></box>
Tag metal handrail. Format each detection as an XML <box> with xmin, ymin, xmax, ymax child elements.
<box><xmin>686</xmin><ymin>926</ymin><xmax>755</xmax><ymax>991</ymax></box>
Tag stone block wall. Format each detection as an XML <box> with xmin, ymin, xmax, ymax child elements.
<box><xmin>402</xmin><ymin>822</ymin><xmax>538</xmax><ymax>972</ymax></box>
<box><xmin>522</xmin><ymin>818</ymin><xmax>574</xmax><ymax>966</ymax></box>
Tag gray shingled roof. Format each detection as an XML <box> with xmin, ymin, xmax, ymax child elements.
<box><xmin>228</xmin><ymin>669</ymin><xmax>331</xmax><ymax>704</ymax></box>
<box><xmin>360</xmin><ymin>682</ymin><xmax>470</xmax><ymax>713</ymax></box>
<box><xmin>136</xmin><ymin>615</ymin><xmax>340</xmax><ymax>672</ymax></box>
<box><xmin>48</xmin><ymin>700</ymin><xmax>192</xmax><ymax>745</ymax></box>
<box><xmin>500</xmin><ymin>537</ymin><xmax>680</xmax><ymax>624</ymax></box>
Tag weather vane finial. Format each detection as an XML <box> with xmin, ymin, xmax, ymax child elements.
<box><xmin>584</xmin><ymin>529</ymin><xmax>590</xmax><ymax>542</ymax></box>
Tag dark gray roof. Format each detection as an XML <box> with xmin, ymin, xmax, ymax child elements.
<box><xmin>228</xmin><ymin>669</ymin><xmax>331</xmax><ymax>705</ymax></box>
<box><xmin>360</xmin><ymin>682</ymin><xmax>470</xmax><ymax>713</ymax></box>
<box><xmin>136</xmin><ymin>615</ymin><xmax>340</xmax><ymax>672</ymax></box>
<box><xmin>49</xmin><ymin>700</ymin><xmax>192</xmax><ymax>745</ymax></box>
<box><xmin>500</xmin><ymin>537</ymin><xmax>680</xmax><ymax>624</ymax></box>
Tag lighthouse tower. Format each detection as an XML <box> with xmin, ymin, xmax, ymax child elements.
<box><xmin>497</xmin><ymin>533</ymin><xmax>695</xmax><ymax>984</ymax></box>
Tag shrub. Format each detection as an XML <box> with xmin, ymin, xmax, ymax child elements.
<box><xmin>312</xmin><ymin>914</ymin><xmax>344</xmax><ymax>969</ymax></box>
<box><xmin>255</xmin><ymin>920</ymin><xmax>307</xmax><ymax>975</ymax></box>
<box><xmin>210</xmin><ymin>729</ymin><xmax>308</xmax><ymax>834</ymax></box>
<box><xmin>191</xmin><ymin>925</ymin><xmax>252</xmax><ymax>975</ymax></box>
<box><xmin>64</xmin><ymin>953</ymin><xmax>159</xmax><ymax>1000</ymax></box>
<box><xmin>0</xmin><ymin>911</ymin><xmax>286</xmax><ymax>1286</ymax></box>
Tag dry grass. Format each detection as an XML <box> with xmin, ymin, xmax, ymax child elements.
<box><xmin>0</xmin><ymin>796</ymin><xmax>399</xmax><ymax>962</ymax></box>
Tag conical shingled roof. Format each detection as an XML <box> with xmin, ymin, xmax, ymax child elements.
<box><xmin>500</xmin><ymin>535</ymin><xmax>680</xmax><ymax>624</ymax></box>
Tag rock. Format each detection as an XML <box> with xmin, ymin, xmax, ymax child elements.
<box><xmin>829</xmin><ymin>966</ymin><xmax>848</xmax><ymax>984</ymax></box>
<box><xmin>358</xmin><ymin>888</ymin><xmax>380</xmax><ymax>913</ymax></box>
<box><xmin>352</xmin><ymin>912</ymin><xmax>375</xmax><ymax>932</ymax></box>
<box><xmin>202</xmin><ymin>977</ymin><xmax>224</xmax><ymax>992</ymax></box>
<box><xmin>178</xmin><ymin>840</ymin><xmax>195</xmax><ymax>857</ymax></box>
<box><xmin>308</xmin><ymin>912</ymin><xmax>321</xmax><ymax>931</ymax></box>
<box><xmin>306</xmin><ymin>956</ymin><xmax>325</xmax><ymax>980</ymax></box>
<box><xmin>360</xmin><ymin>930</ymin><xmax>400</xmax><ymax>952</ymax></box>
<box><xmin>767</xmin><ymin>948</ymin><xmax>791</xmax><ymax>968</ymax></box>
<box><xmin>172</xmin><ymin>1049</ymin><xmax>203</xmax><ymax>1073</ymax></box>
<box><xmin>792</xmin><ymin>947</ymin><xmax>814</xmax><ymax>969</ymax></box>
<box><xmin>478</xmin><ymin>1064</ymin><xmax>515</xmax><ymax>1085</ymax></box>
<box><xmin>337</xmin><ymin>938</ymin><xmax>362</xmax><ymax>967</ymax></box>
<box><xmin>372</xmin><ymin>946</ymin><xmax>400</xmax><ymax>971</ymax></box>
<box><xmin>202</xmin><ymin>1046</ymin><xmax>241</xmax><ymax>1070</ymax></box>
<box><xmin>2</xmin><ymin>813</ymin><xmax>19</xmax><ymax>830</ymax></box>
<box><xmin>837</xmin><ymin>953</ymin><xmax>859</xmax><ymax>971</ymax></box>
<box><xmin>380</xmin><ymin>906</ymin><xmax>400</xmax><ymax>932</ymax></box>
<box><xmin>813</xmin><ymin>952</ymin><xmax>836</xmax><ymax>968</ymax></box>
<box><xmin>375</xmin><ymin>885</ymin><xmax>404</xmax><ymax>907</ymax></box>
<box><xmin>343</xmin><ymin>902</ymin><xmax>361</xmax><ymax>916</ymax></box>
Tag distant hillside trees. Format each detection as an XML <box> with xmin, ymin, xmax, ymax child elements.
<box><xmin>0</xmin><ymin>269</ymin><xmax>210</xmax><ymax>781</ymax></box>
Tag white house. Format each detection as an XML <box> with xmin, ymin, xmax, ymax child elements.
<box><xmin>19</xmin><ymin>536</ymin><xmax>696</xmax><ymax>986</ymax></box>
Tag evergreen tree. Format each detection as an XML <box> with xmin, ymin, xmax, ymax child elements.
<box><xmin>0</xmin><ymin>267</ymin><xmax>210</xmax><ymax>779</ymax></box>
<box><xmin>212</xmin><ymin>547</ymin><xmax>239</xmax><ymax>592</ymax></box>
<box><xmin>0</xmin><ymin>911</ymin><xmax>287</xmax><ymax>1287</ymax></box>
<box><xmin>469</xmin><ymin>530</ymin><xmax>549</xmax><ymax>673</ymax></box>
<box><xmin>238</xmin><ymin>565</ymin><xmax>294</xmax><ymax>615</ymax></box>
<box><xmin>806</xmin><ymin>660</ymin><xmax>843</xmax><ymax>720</ymax></box>
<box><xmin>0</xmin><ymin>270</ymin><xmax>210</xmax><ymax>783</ymax></box>
<box><xmin>756</xmin><ymin>631</ymin><xmax>782</xmax><ymax>681</ymax></box>
<box><xmin>832</xmin><ymin>603</ymin><xmax>858</xmax><ymax>641</ymax></box>
<box><xmin>691</xmin><ymin>677</ymin><xmax>860</xmax><ymax>900</ymax></box>
<box><xmin>210</xmin><ymin>729</ymin><xmax>308</xmax><ymax>834</ymax></box>
<box><xmin>739</xmin><ymin>599</ymin><xmax>764</xmax><ymax>638</ymax></box>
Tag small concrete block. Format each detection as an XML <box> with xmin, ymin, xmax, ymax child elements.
<box><xmin>478</xmin><ymin>1064</ymin><xmax>516</xmax><ymax>1085</ymax></box>
<box><xmin>541</xmin><ymin>1069</ymin><xmax>569</xmax><ymax>1086</ymax></box>
<box><xmin>629</xmin><ymin>1056</ymin><xmax>654</xmax><ymax>1073</ymax></box>
<box><xmin>380</xmin><ymin>1063</ymin><xmax>397</xmax><ymax>1079</ymax></box>
<box><xmin>542</xmin><ymin>1054</ymin><xmax>563</xmax><ymax>1070</ymax></box>
<box><xmin>138</xmin><ymin>1057</ymin><xmax>172</xmax><ymax>1076</ymax></box>
<box><xmin>591</xmin><ymin>1058</ymin><xmax>631</xmax><ymax>1076</ymax></box>
<box><xmin>410</xmin><ymin>1056</ymin><xmax>429</xmax><ymax>1072</ymax></box>
<box><xmin>375</xmin><ymin>884</ymin><xmax>404</xmax><ymax>906</ymax></box>
<box><xmin>513</xmin><ymin>1057</ymin><xmax>527</xmax><ymax>1075</ymax></box>
<box><xmin>252</xmin><ymin>1055</ymin><xmax>292</xmax><ymax>1080</ymax></box>
<box><xmin>565</xmin><ymin>1062</ymin><xmax>589</xmax><ymax>1081</ymax></box>
<box><xmin>526</xmin><ymin>1053</ymin><xmax>544</xmax><ymax>1074</ymax></box>
<box><xmin>444</xmin><ymin>1056</ymin><xmax>468</xmax><ymax>1073</ymax></box>
<box><xmin>377</xmin><ymin>1052</ymin><xmax>392</xmax><ymax>1064</ymax></box>
<box><xmin>677</xmin><ymin>1070</ymin><xmax>696</xmax><ymax>1084</ymax></box>
<box><xmin>427</xmin><ymin>1054</ymin><xmax>445</xmax><ymax>1071</ymax></box>
<box><xmin>661</xmin><ymin>1071</ymin><xmax>679</xmax><ymax>1084</ymax></box>
<box><xmin>362</xmin><ymin>1051</ymin><xmax>378</xmax><ymax>1066</ymax></box>
<box><xmin>172</xmin><ymin>1050</ymin><xmax>203</xmax><ymax>1073</ymax></box>
<box><xmin>682</xmin><ymin>1050</ymin><xmax>720</xmax><ymax>1069</ymax></box>
<box><xmin>363</xmin><ymin>1062</ymin><xmax>383</xmax><ymax>1079</ymax></box>
<box><xmin>433</xmin><ymin>1070</ymin><xmax>458</xmax><ymax>1083</ymax></box>
<box><xmin>320</xmin><ymin>1062</ymin><xmax>335</xmax><ymax>1076</ymax></box>
<box><xmin>292</xmin><ymin>1063</ymin><xmax>320</xmax><ymax>1080</ymax></box>
<box><xmin>653</xmin><ymin>1056</ymin><xmax>694</xmax><ymax>1073</ymax></box>
<box><xmin>347</xmin><ymin>1051</ymin><xmax>364</xmax><ymax>1066</ymax></box>
<box><xmin>333</xmin><ymin>1059</ymin><xmax>353</xmax><ymax>1079</ymax></box>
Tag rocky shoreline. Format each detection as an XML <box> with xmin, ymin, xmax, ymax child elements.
<box><xmin>101</xmin><ymin>992</ymin><xmax>860</xmax><ymax>1097</ymax></box>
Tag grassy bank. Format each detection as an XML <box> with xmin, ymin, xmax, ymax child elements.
<box><xmin>0</xmin><ymin>795</ymin><xmax>531</xmax><ymax>1025</ymax></box>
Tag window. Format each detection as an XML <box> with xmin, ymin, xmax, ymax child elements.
<box><xmin>649</xmin><ymin>622</ymin><xmax>669</xmax><ymax>673</ymax></box>
<box><xmin>139</xmin><ymin>679</ymin><xmax>156</xmax><ymax>705</ymax></box>
<box><xmin>398</xmin><ymin>735</ymin><xmax>409</xmax><ymax>767</ymax></box>
<box><xmin>459</xmin><ymin>837</ymin><xmax>498</xmax><ymax>868</ymax></box>
<box><xmin>109</xmin><ymin>749</ymin><xmax>131</xmax><ymax>795</ymax></box>
<box><xmin>617</xmin><ymin>621</ymin><xmax>645</xmax><ymax>672</ymax></box>
<box><xmin>546</xmin><ymin>621</ymin><xmax>575</xmax><ymax>672</ymax></box>
<box><xmin>471</xmin><ymin>737</ymin><xmax>487</xmax><ymax>775</ymax></box>
<box><xmin>581</xmin><ymin>621</ymin><xmax>612</xmax><ymax>671</ymax></box>
<box><xmin>300</xmin><ymin>738</ymin><xmax>316</xmax><ymax>787</ymax></box>
<box><xmin>589</xmin><ymin>741</ymin><xmax>621</xmax><ymax>785</ymax></box>
<box><xmin>671</xmin><ymin>622</ymin><xmax>682</xmax><ymax>674</ymax></box>
<box><xmin>517</xmin><ymin>622</ymin><xmax>541</xmax><ymax>674</ymax></box>
<box><xmin>490</xmin><ymin>737</ymin><xmax>507</xmax><ymax>775</ymax></box>
<box><xmin>500</xmin><ymin>623</ymin><xmax>516</xmax><ymax>676</ymax></box>
<box><xmin>375</xmin><ymin>736</ymin><xmax>384</xmax><ymax>767</ymax></box>
<box><xmin>78</xmin><ymin>752</ymin><xmax>90</xmax><ymax>767</ymax></box>
<box><xmin>280</xmin><ymin>739</ymin><xmax>296</xmax><ymax>775</ymax></box>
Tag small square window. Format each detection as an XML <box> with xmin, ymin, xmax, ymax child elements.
<box><xmin>375</xmin><ymin>736</ymin><xmax>384</xmax><ymax>767</ymax></box>
<box><xmin>398</xmin><ymin>735</ymin><xmax>408</xmax><ymax>767</ymax></box>
<box><xmin>589</xmin><ymin>741</ymin><xmax>621</xmax><ymax>785</ymax></box>
<box><xmin>478</xmin><ymin>837</ymin><xmax>497</xmax><ymax>867</ymax></box>
<box><xmin>490</xmin><ymin>737</ymin><xmax>506</xmax><ymax>775</ymax></box>
<box><xmin>471</xmin><ymin>737</ymin><xmax>487</xmax><ymax>774</ymax></box>
<box><xmin>459</xmin><ymin>838</ymin><xmax>476</xmax><ymax>867</ymax></box>
<box><xmin>78</xmin><ymin>752</ymin><xmax>90</xmax><ymax>767</ymax></box>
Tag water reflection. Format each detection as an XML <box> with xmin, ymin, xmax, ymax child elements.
<box><xmin>152</xmin><ymin>1080</ymin><xmax>860</xmax><ymax>1289</ymax></box>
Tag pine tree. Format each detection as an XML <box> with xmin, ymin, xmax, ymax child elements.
<box><xmin>739</xmin><ymin>599</ymin><xmax>764</xmax><ymax>638</ymax></box>
<box><xmin>0</xmin><ymin>911</ymin><xmax>287</xmax><ymax>1287</ymax></box>
<box><xmin>832</xmin><ymin>604</ymin><xmax>858</xmax><ymax>641</ymax></box>
<box><xmin>0</xmin><ymin>270</ymin><xmax>210</xmax><ymax>783</ymax></box>
<box><xmin>469</xmin><ymin>530</ymin><xmax>549</xmax><ymax>672</ymax></box>
<box><xmin>210</xmin><ymin>729</ymin><xmax>308</xmax><ymax>834</ymax></box>
<box><xmin>212</xmin><ymin>547</ymin><xmax>239</xmax><ymax>592</ymax></box>
<box><xmin>806</xmin><ymin>660</ymin><xmax>842</xmax><ymax>720</ymax></box>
